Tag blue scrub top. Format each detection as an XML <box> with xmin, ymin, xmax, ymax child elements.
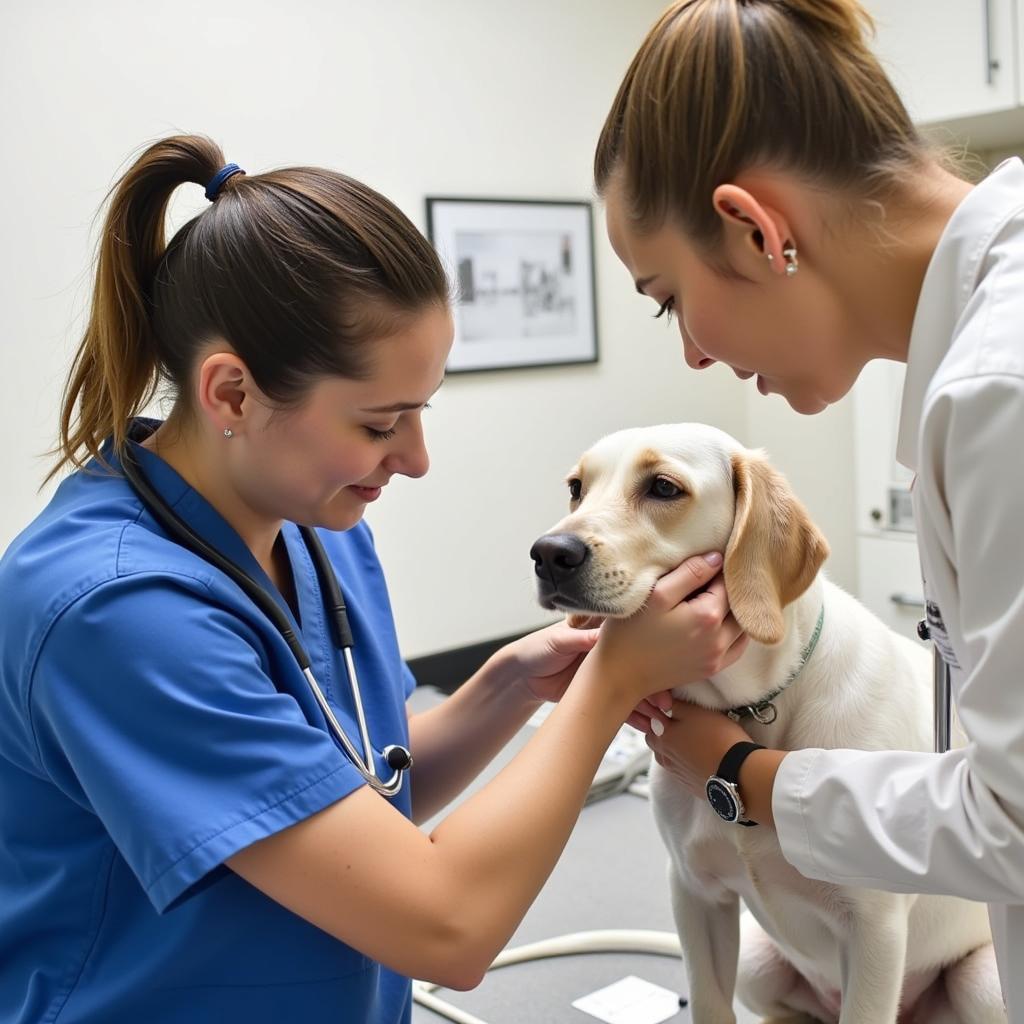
<box><xmin>0</xmin><ymin>422</ymin><xmax>417</xmax><ymax>1023</ymax></box>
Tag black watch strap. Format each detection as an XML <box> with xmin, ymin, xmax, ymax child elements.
<box><xmin>716</xmin><ymin>741</ymin><xmax>766</xmax><ymax>785</ymax></box>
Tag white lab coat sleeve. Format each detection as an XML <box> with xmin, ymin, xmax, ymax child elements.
<box><xmin>773</xmin><ymin>374</ymin><xmax>1024</xmax><ymax>903</ymax></box>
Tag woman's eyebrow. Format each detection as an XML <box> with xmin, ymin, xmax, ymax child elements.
<box><xmin>361</xmin><ymin>401</ymin><xmax>423</xmax><ymax>413</ymax></box>
<box><xmin>360</xmin><ymin>379</ymin><xmax>445</xmax><ymax>414</ymax></box>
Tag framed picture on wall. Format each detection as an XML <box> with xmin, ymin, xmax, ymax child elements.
<box><xmin>425</xmin><ymin>197</ymin><xmax>599</xmax><ymax>373</ymax></box>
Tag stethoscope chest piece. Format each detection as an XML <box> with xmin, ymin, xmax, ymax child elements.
<box><xmin>384</xmin><ymin>745</ymin><xmax>414</xmax><ymax>772</ymax></box>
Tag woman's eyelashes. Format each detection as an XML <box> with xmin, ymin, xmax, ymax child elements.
<box><xmin>364</xmin><ymin>402</ymin><xmax>432</xmax><ymax>441</ymax></box>
<box><xmin>654</xmin><ymin>297</ymin><xmax>675</xmax><ymax>324</ymax></box>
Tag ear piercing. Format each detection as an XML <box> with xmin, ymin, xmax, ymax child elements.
<box><xmin>782</xmin><ymin>245</ymin><xmax>799</xmax><ymax>277</ymax></box>
<box><xmin>766</xmin><ymin>245</ymin><xmax>799</xmax><ymax>277</ymax></box>
<box><xmin>223</xmin><ymin>428</ymin><xmax>234</xmax><ymax>438</ymax></box>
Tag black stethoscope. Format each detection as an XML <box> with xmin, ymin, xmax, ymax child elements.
<box><xmin>119</xmin><ymin>442</ymin><xmax>413</xmax><ymax>798</ymax></box>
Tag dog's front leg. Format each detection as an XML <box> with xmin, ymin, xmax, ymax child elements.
<box><xmin>837</xmin><ymin>893</ymin><xmax>911</xmax><ymax>1023</ymax></box>
<box><xmin>670</xmin><ymin>866</ymin><xmax>740</xmax><ymax>1024</ymax></box>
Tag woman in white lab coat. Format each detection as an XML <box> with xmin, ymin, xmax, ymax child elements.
<box><xmin>595</xmin><ymin>0</ymin><xmax>1024</xmax><ymax>1018</ymax></box>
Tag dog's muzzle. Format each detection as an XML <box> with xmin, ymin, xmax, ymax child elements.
<box><xmin>530</xmin><ymin>532</ymin><xmax>590</xmax><ymax>608</ymax></box>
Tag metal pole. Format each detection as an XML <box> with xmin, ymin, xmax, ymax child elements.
<box><xmin>934</xmin><ymin>650</ymin><xmax>952</xmax><ymax>754</ymax></box>
<box><xmin>919</xmin><ymin>618</ymin><xmax>952</xmax><ymax>754</ymax></box>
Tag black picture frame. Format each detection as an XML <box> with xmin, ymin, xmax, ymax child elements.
<box><xmin>426</xmin><ymin>196</ymin><xmax>599</xmax><ymax>374</ymax></box>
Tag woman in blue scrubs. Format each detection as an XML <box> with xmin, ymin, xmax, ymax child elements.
<box><xmin>0</xmin><ymin>134</ymin><xmax>746</xmax><ymax>1024</ymax></box>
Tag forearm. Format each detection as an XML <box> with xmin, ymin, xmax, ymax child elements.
<box><xmin>773</xmin><ymin>745</ymin><xmax>1024</xmax><ymax>901</ymax></box>
<box><xmin>230</xmin><ymin>553</ymin><xmax>740</xmax><ymax>986</ymax></box>
<box><xmin>427</xmin><ymin>663</ymin><xmax>633</xmax><ymax>976</ymax></box>
<box><xmin>738</xmin><ymin>748</ymin><xmax>789</xmax><ymax>829</ymax></box>
<box><xmin>408</xmin><ymin>649</ymin><xmax>541</xmax><ymax>824</ymax></box>
<box><xmin>225</xmin><ymin>662</ymin><xmax>624</xmax><ymax>993</ymax></box>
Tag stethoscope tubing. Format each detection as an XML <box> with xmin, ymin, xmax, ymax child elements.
<box><xmin>301</xmin><ymin>665</ymin><xmax>404</xmax><ymax>797</ymax></box>
<box><xmin>118</xmin><ymin>442</ymin><xmax>408</xmax><ymax>797</ymax></box>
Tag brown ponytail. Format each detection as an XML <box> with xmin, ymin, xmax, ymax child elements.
<box><xmin>49</xmin><ymin>134</ymin><xmax>449</xmax><ymax>482</ymax></box>
<box><xmin>595</xmin><ymin>0</ymin><xmax>929</xmax><ymax>245</ymax></box>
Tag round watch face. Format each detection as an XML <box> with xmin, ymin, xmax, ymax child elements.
<box><xmin>706</xmin><ymin>778</ymin><xmax>739</xmax><ymax>822</ymax></box>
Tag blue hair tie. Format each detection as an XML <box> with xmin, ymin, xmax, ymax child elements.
<box><xmin>205</xmin><ymin>163</ymin><xmax>245</xmax><ymax>202</ymax></box>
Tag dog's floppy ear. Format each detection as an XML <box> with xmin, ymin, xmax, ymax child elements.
<box><xmin>724</xmin><ymin>450</ymin><xmax>830</xmax><ymax>646</ymax></box>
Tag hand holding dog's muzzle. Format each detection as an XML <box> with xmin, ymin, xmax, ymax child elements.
<box><xmin>588</xmin><ymin>552</ymin><xmax>748</xmax><ymax>708</ymax></box>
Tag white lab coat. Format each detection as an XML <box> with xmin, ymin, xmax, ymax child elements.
<box><xmin>774</xmin><ymin>157</ymin><xmax>1024</xmax><ymax>1018</ymax></box>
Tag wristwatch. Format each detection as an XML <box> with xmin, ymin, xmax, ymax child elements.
<box><xmin>705</xmin><ymin>741</ymin><xmax>765</xmax><ymax>827</ymax></box>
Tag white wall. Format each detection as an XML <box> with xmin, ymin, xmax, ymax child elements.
<box><xmin>741</xmin><ymin>391</ymin><xmax>858</xmax><ymax>596</ymax></box>
<box><xmin>1</xmin><ymin>0</ymin><xmax>860</xmax><ymax>661</ymax></box>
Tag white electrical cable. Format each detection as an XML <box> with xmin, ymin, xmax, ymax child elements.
<box><xmin>412</xmin><ymin>929</ymin><xmax>683</xmax><ymax>1024</ymax></box>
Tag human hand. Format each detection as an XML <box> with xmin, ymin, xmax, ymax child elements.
<box><xmin>586</xmin><ymin>552</ymin><xmax>749</xmax><ymax>708</ymax></box>
<box><xmin>644</xmin><ymin>698</ymin><xmax>754</xmax><ymax>798</ymax></box>
<box><xmin>499</xmin><ymin>622</ymin><xmax>676</xmax><ymax>726</ymax></box>
<box><xmin>500</xmin><ymin>621</ymin><xmax>600</xmax><ymax>704</ymax></box>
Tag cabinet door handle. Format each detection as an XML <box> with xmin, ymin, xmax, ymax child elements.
<box><xmin>890</xmin><ymin>593</ymin><xmax>925</xmax><ymax>608</ymax></box>
<box><xmin>984</xmin><ymin>0</ymin><xmax>1000</xmax><ymax>84</ymax></box>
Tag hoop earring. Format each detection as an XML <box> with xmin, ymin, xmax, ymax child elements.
<box><xmin>783</xmin><ymin>245</ymin><xmax>799</xmax><ymax>277</ymax></box>
<box><xmin>223</xmin><ymin>428</ymin><xmax>234</xmax><ymax>439</ymax></box>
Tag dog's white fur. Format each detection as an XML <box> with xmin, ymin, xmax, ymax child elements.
<box><xmin>534</xmin><ymin>423</ymin><xmax>1004</xmax><ymax>1024</ymax></box>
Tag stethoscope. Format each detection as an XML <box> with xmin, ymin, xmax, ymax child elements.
<box><xmin>119</xmin><ymin>442</ymin><xmax>413</xmax><ymax>798</ymax></box>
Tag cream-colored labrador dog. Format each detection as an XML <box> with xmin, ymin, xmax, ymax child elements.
<box><xmin>530</xmin><ymin>423</ymin><xmax>1003</xmax><ymax>1024</ymax></box>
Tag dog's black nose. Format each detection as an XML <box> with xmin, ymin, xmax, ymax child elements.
<box><xmin>530</xmin><ymin>533</ymin><xmax>589</xmax><ymax>583</ymax></box>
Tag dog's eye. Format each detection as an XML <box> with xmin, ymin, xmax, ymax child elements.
<box><xmin>649</xmin><ymin>477</ymin><xmax>685</xmax><ymax>500</ymax></box>
<box><xmin>568</xmin><ymin>478</ymin><xmax>583</xmax><ymax>502</ymax></box>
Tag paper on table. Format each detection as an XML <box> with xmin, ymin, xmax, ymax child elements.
<box><xmin>571</xmin><ymin>975</ymin><xmax>682</xmax><ymax>1024</ymax></box>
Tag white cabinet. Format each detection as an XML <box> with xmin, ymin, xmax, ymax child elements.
<box><xmin>852</xmin><ymin>360</ymin><xmax>915</xmax><ymax>535</ymax></box>
<box><xmin>857</xmin><ymin>532</ymin><xmax>926</xmax><ymax>638</ymax></box>
<box><xmin>852</xmin><ymin>360</ymin><xmax>925</xmax><ymax>645</ymax></box>
<box><xmin>864</xmin><ymin>0</ymin><xmax>1018</xmax><ymax>124</ymax></box>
